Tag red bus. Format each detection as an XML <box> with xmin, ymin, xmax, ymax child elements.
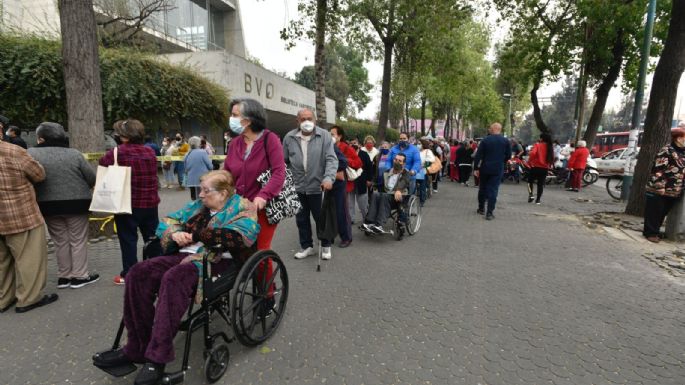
<box><xmin>592</xmin><ymin>131</ymin><xmax>644</xmax><ymax>156</ymax></box>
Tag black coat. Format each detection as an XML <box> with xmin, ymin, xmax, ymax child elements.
<box><xmin>354</xmin><ymin>149</ymin><xmax>374</xmax><ymax>194</ymax></box>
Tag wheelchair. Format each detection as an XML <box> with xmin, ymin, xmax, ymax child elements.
<box><xmin>362</xmin><ymin>193</ymin><xmax>421</xmax><ymax>240</ymax></box>
<box><xmin>92</xmin><ymin>244</ymin><xmax>289</xmax><ymax>384</ymax></box>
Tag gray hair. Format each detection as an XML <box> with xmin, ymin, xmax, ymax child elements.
<box><xmin>36</xmin><ymin>122</ymin><xmax>66</xmax><ymax>143</ymax></box>
<box><xmin>576</xmin><ymin>140</ymin><xmax>587</xmax><ymax>148</ymax></box>
<box><xmin>230</xmin><ymin>98</ymin><xmax>267</xmax><ymax>132</ymax></box>
<box><xmin>296</xmin><ymin>108</ymin><xmax>317</xmax><ymax>121</ymax></box>
<box><xmin>188</xmin><ymin>136</ymin><xmax>202</xmax><ymax>149</ymax></box>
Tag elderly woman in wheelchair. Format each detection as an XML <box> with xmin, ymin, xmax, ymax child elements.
<box><xmin>361</xmin><ymin>153</ymin><xmax>420</xmax><ymax>239</ymax></box>
<box><xmin>93</xmin><ymin>170</ymin><xmax>288</xmax><ymax>385</ymax></box>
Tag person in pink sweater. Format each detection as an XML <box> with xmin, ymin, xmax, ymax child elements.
<box><xmin>223</xmin><ymin>98</ymin><xmax>286</xmax><ymax>250</ymax></box>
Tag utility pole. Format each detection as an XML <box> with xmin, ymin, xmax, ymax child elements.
<box><xmin>575</xmin><ymin>22</ymin><xmax>590</xmax><ymax>143</ymax></box>
<box><xmin>621</xmin><ymin>0</ymin><xmax>657</xmax><ymax>200</ymax></box>
<box><xmin>503</xmin><ymin>93</ymin><xmax>512</xmax><ymax>137</ymax></box>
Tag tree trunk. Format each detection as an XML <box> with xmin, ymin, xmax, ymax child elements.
<box><xmin>583</xmin><ymin>31</ymin><xmax>626</xmax><ymax>148</ymax></box>
<box><xmin>429</xmin><ymin>108</ymin><xmax>436</xmax><ymax>138</ymax></box>
<box><xmin>626</xmin><ymin>0</ymin><xmax>685</xmax><ymax>216</ymax></box>
<box><xmin>58</xmin><ymin>0</ymin><xmax>105</xmax><ymax>153</ymax></box>
<box><xmin>376</xmin><ymin>39</ymin><xmax>393</xmax><ymax>142</ymax></box>
<box><xmin>420</xmin><ymin>95</ymin><xmax>426</xmax><ymax>136</ymax></box>
<box><xmin>531</xmin><ymin>78</ymin><xmax>550</xmax><ymax>135</ymax></box>
<box><xmin>314</xmin><ymin>0</ymin><xmax>328</xmax><ymax>127</ymax></box>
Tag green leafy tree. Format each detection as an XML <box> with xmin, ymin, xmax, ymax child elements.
<box><xmin>626</xmin><ymin>0</ymin><xmax>685</xmax><ymax>216</ymax></box>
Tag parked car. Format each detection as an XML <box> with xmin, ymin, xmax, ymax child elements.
<box><xmin>592</xmin><ymin>147</ymin><xmax>640</xmax><ymax>175</ymax></box>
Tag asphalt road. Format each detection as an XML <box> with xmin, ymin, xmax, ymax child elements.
<box><xmin>1</xmin><ymin>178</ymin><xmax>683</xmax><ymax>385</ymax></box>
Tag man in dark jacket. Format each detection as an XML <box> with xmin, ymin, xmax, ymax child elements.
<box><xmin>362</xmin><ymin>153</ymin><xmax>410</xmax><ymax>233</ymax></box>
<box><xmin>473</xmin><ymin>123</ymin><xmax>511</xmax><ymax>220</ymax></box>
<box><xmin>6</xmin><ymin>126</ymin><xmax>28</xmax><ymax>149</ymax></box>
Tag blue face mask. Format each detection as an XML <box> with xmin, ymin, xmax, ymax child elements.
<box><xmin>399</xmin><ymin>140</ymin><xmax>408</xmax><ymax>148</ymax></box>
<box><xmin>381</xmin><ymin>148</ymin><xmax>390</xmax><ymax>155</ymax></box>
<box><xmin>229</xmin><ymin>117</ymin><xmax>244</xmax><ymax>135</ymax></box>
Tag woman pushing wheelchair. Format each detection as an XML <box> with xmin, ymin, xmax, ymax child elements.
<box><xmin>93</xmin><ymin>170</ymin><xmax>260</xmax><ymax>385</ymax></box>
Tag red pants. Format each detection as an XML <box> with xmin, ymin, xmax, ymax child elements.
<box><xmin>570</xmin><ymin>169</ymin><xmax>583</xmax><ymax>190</ymax></box>
<box><xmin>256</xmin><ymin>210</ymin><xmax>277</xmax><ymax>297</ymax></box>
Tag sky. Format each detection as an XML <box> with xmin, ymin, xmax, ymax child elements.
<box><xmin>239</xmin><ymin>0</ymin><xmax>685</xmax><ymax>124</ymax></box>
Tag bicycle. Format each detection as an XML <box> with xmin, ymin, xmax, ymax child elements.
<box><xmin>606</xmin><ymin>174</ymin><xmax>623</xmax><ymax>200</ymax></box>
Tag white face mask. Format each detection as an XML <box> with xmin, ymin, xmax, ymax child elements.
<box><xmin>300</xmin><ymin>121</ymin><xmax>315</xmax><ymax>133</ymax></box>
<box><xmin>332</xmin><ymin>136</ymin><xmax>337</xmax><ymax>144</ymax></box>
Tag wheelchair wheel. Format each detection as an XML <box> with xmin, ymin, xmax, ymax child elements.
<box><xmin>406</xmin><ymin>195</ymin><xmax>421</xmax><ymax>235</ymax></box>
<box><xmin>204</xmin><ymin>342</ymin><xmax>230</xmax><ymax>383</ymax></box>
<box><xmin>231</xmin><ymin>250</ymin><xmax>288</xmax><ymax>346</ymax></box>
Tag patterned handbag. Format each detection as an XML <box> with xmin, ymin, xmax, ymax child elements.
<box><xmin>257</xmin><ymin>132</ymin><xmax>302</xmax><ymax>224</ymax></box>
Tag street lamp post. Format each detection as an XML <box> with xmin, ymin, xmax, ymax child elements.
<box><xmin>621</xmin><ymin>0</ymin><xmax>657</xmax><ymax>200</ymax></box>
<box><xmin>503</xmin><ymin>93</ymin><xmax>512</xmax><ymax>137</ymax></box>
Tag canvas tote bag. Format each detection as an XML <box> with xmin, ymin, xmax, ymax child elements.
<box><xmin>89</xmin><ymin>147</ymin><xmax>132</xmax><ymax>214</ymax></box>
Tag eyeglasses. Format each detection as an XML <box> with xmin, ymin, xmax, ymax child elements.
<box><xmin>200</xmin><ymin>188</ymin><xmax>219</xmax><ymax>195</ymax></box>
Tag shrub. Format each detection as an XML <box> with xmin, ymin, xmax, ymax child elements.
<box><xmin>0</xmin><ymin>34</ymin><xmax>228</xmax><ymax>132</ymax></box>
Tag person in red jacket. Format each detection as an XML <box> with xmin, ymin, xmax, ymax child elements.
<box><xmin>566</xmin><ymin>140</ymin><xmax>590</xmax><ymax>192</ymax></box>
<box><xmin>527</xmin><ymin>133</ymin><xmax>554</xmax><ymax>204</ymax></box>
<box><xmin>330</xmin><ymin>126</ymin><xmax>361</xmax><ymax>248</ymax></box>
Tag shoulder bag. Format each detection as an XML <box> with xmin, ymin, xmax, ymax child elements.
<box><xmin>256</xmin><ymin>131</ymin><xmax>302</xmax><ymax>224</ymax></box>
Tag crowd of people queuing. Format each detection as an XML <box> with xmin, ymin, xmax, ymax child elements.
<box><xmin>0</xmin><ymin>103</ymin><xmax>682</xmax><ymax>339</ymax></box>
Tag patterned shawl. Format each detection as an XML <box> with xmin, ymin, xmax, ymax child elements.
<box><xmin>156</xmin><ymin>194</ymin><xmax>260</xmax><ymax>303</ymax></box>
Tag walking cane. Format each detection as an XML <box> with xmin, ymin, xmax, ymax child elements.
<box><xmin>316</xmin><ymin>189</ymin><xmax>325</xmax><ymax>272</ymax></box>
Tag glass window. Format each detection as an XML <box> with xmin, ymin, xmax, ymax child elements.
<box><xmin>209</xmin><ymin>4</ymin><xmax>225</xmax><ymax>49</ymax></box>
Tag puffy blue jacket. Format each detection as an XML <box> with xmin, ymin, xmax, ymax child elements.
<box><xmin>386</xmin><ymin>143</ymin><xmax>422</xmax><ymax>179</ymax></box>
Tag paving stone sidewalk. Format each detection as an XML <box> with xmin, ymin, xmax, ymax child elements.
<box><xmin>1</xmin><ymin>179</ymin><xmax>683</xmax><ymax>385</ymax></box>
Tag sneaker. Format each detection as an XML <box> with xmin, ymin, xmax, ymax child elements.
<box><xmin>70</xmin><ymin>273</ymin><xmax>100</xmax><ymax>289</ymax></box>
<box><xmin>536</xmin><ymin>201</ymin><xmax>541</xmax><ymax>205</ymax></box>
<box><xmin>565</xmin><ymin>188</ymin><xmax>574</xmax><ymax>191</ymax></box>
<box><xmin>57</xmin><ymin>278</ymin><xmax>71</xmax><ymax>289</ymax></box>
<box><xmin>486</xmin><ymin>213</ymin><xmax>494</xmax><ymax>220</ymax></box>
<box><xmin>294</xmin><ymin>247</ymin><xmax>315</xmax><ymax>259</ymax></box>
<box><xmin>476</xmin><ymin>208</ymin><xmax>485</xmax><ymax>215</ymax></box>
<box><xmin>528</xmin><ymin>196</ymin><xmax>534</xmax><ymax>203</ymax></box>
<box><xmin>433</xmin><ymin>189</ymin><xmax>438</xmax><ymax>193</ymax></box>
<box><xmin>361</xmin><ymin>223</ymin><xmax>375</xmax><ymax>233</ymax></box>
<box><xmin>321</xmin><ymin>247</ymin><xmax>332</xmax><ymax>260</ymax></box>
<box><xmin>370</xmin><ymin>225</ymin><xmax>385</xmax><ymax>234</ymax></box>
<box><xmin>113</xmin><ymin>275</ymin><xmax>125</xmax><ymax>285</ymax></box>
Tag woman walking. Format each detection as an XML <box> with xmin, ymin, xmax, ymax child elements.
<box><xmin>184</xmin><ymin>136</ymin><xmax>213</xmax><ymax>201</ymax></box>
<box><xmin>643</xmin><ymin>129</ymin><xmax>685</xmax><ymax>243</ymax></box>
<box><xmin>527</xmin><ymin>133</ymin><xmax>554</xmax><ymax>204</ymax></box>
<box><xmin>223</xmin><ymin>98</ymin><xmax>285</xmax><ymax>250</ymax></box>
<box><xmin>28</xmin><ymin>122</ymin><xmax>99</xmax><ymax>289</ymax></box>
<box><xmin>161</xmin><ymin>137</ymin><xmax>175</xmax><ymax>188</ymax></box>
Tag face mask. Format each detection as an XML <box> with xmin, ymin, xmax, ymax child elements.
<box><xmin>365</xmin><ymin>143</ymin><xmax>374</xmax><ymax>150</ymax></box>
<box><xmin>351</xmin><ymin>144</ymin><xmax>359</xmax><ymax>151</ymax></box>
<box><xmin>224</xmin><ymin>135</ymin><xmax>229</xmax><ymax>141</ymax></box>
<box><xmin>381</xmin><ymin>148</ymin><xmax>390</xmax><ymax>155</ymax></box>
<box><xmin>331</xmin><ymin>136</ymin><xmax>337</xmax><ymax>144</ymax></box>
<box><xmin>176</xmin><ymin>137</ymin><xmax>182</xmax><ymax>142</ymax></box>
<box><xmin>393</xmin><ymin>162</ymin><xmax>403</xmax><ymax>171</ymax></box>
<box><xmin>300</xmin><ymin>121</ymin><xmax>315</xmax><ymax>133</ymax></box>
<box><xmin>229</xmin><ymin>116</ymin><xmax>244</xmax><ymax>135</ymax></box>
<box><xmin>399</xmin><ymin>140</ymin><xmax>408</xmax><ymax>147</ymax></box>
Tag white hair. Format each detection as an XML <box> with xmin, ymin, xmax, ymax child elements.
<box><xmin>576</xmin><ymin>140</ymin><xmax>587</xmax><ymax>148</ymax></box>
<box><xmin>188</xmin><ymin>136</ymin><xmax>202</xmax><ymax>149</ymax></box>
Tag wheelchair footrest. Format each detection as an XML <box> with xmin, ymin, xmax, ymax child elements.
<box><xmin>93</xmin><ymin>362</ymin><xmax>138</xmax><ymax>377</ymax></box>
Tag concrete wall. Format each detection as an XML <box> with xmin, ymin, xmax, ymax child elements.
<box><xmin>162</xmin><ymin>50</ymin><xmax>336</xmax><ymax>129</ymax></box>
